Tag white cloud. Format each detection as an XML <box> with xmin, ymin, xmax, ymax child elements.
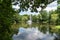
<box><xmin>44</xmin><ymin>1</ymin><xmax>57</xmax><ymax>12</ymax></box>
<box><xmin>12</xmin><ymin>5</ymin><xmax>20</xmax><ymax>10</ymax></box>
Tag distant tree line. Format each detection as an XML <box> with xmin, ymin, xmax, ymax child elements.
<box><xmin>15</xmin><ymin>10</ymin><xmax>60</xmax><ymax>25</ymax></box>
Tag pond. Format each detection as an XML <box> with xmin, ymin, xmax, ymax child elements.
<box><xmin>12</xmin><ymin>22</ymin><xmax>60</xmax><ymax>40</ymax></box>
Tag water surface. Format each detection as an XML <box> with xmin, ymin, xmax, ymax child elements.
<box><xmin>12</xmin><ymin>23</ymin><xmax>60</xmax><ymax>40</ymax></box>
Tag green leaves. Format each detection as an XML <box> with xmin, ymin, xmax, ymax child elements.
<box><xmin>12</xmin><ymin>0</ymin><xmax>55</xmax><ymax>12</ymax></box>
<box><xmin>0</xmin><ymin>0</ymin><xmax>3</xmax><ymax>3</ymax></box>
<box><xmin>0</xmin><ymin>0</ymin><xmax>15</xmax><ymax>40</ymax></box>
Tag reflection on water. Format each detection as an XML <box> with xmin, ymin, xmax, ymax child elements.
<box><xmin>12</xmin><ymin>23</ymin><xmax>60</xmax><ymax>40</ymax></box>
<box><xmin>13</xmin><ymin>27</ymin><xmax>55</xmax><ymax>40</ymax></box>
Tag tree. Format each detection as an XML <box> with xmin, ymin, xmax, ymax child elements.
<box><xmin>13</xmin><ymin>13</ymin><xmax>21</xmax><ymax>23</ymax></box>
<box><xmin>12</xmin><ymin>0</ymin><xmax>55</xmax><ymax>12</ymax></box>
<box><xmin>40</xmin><ymin>11</ymin><xmax>48</xmax><ymax>23</ymax></box>
<box><xmin>0</xmin><ymin>0</ymin><xmax>15</xmax><ymax>40</ymax></box>
<box><xmin>48</xmin><ymin>10</ymin><xmax>59</xmax><ymax>25</ymax></box>
<box><xmin>57</xmin><ymin>2</ymin><xmax>60</xmax><ymax>25</ymax></box>
<box><xmin>32</xmin><ymin>15</ymin><xmax>37</xmax><ymax>22</ymax></box>
<box><xmin>49</xmin><ymin>10</ymin><xmax>58</xmax><ymax>25</ymax></box>
<box><xmin>22</xmin><ymin>14</ymin><xmax>29</xmax><ymax>22</ymax></box>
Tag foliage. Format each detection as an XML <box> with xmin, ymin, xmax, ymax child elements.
<box><xmin>18</xmin><ymin>10</ymin><xmax>59</xmax><ymax>24</ymax></box>
<box><xmin>22</xmin><ymin>14</ymin><xmax>29</xmax><ymax>22</ymax></box>
<box><xmin>13</xmin><ymin>13</ymin><xmax>21</xmax><ymax>23</ymax></box>
<box><xmin>58</xmin><ymin>0</ymin><xmax>60</xmax><ymax>4</ymax></box>
<box><xmin>48</xmin><ymin>10</ymin><xmax>59</xmax><ymax>25</ymax></box>
<box><xmin>40</xmin><ymin>11</ymin><xmax>48</xmax><ymax>23</ymax></box>
<box><xmin>0</xmin><ymin>0</ymin><xmax>15</xmax><ymax>40</ymax></box>
<box><xmin>32</xmin><ymin>15</ymin><xmax>37</xmax><ymax>22</ymax></box>
<box><xmin>12</xmin><ymin>0</ymin><xmax>55</xmax><ymax>12</ymax></box>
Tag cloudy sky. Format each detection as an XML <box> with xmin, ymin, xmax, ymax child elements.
<box><xmin>13</xmin><ymin>0</ymin><xmax>57</xmax><ymax>15</ymax></box>
<box><xmin>44</xmin><ymin>0</ymin><xmax>57</xmax><ymax>11</ymax></box>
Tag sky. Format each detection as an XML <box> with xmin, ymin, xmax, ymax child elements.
<box><xmin>12</xmin><ymin>0</ymin><xmax>57</xmax><ymax>15</ymax></box>
<box><xmin>44</xmin><ymin>0</ymin><xmax>57</xmax><ymax>11</ymax></box>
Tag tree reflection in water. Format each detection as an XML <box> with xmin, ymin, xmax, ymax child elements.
<box><xmin>12</xmin><ymin>23</ymin><xmax>60</xmax><ymax>40</ymax></box>
<box><xmin>13</xmin><ymin>27</ymin><xmax>55</xmax><ymax>40</ymax></box>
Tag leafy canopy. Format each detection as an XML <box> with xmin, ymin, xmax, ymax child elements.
<box><xmin>12</xmin><ymin>0</ymin><xmax>55</xmax><ymax>12</ymax></box>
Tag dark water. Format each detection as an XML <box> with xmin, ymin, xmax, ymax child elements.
<box><xmin>12</xmin><ymin>23</ymin><xmax>60</xmax><ymax>40</ymax></box>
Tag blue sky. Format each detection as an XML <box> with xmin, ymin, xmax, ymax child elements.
<box><xmin>12</xmin><ymin>0</ymin><xmax>57</xmax><ymax>15</ymax></box>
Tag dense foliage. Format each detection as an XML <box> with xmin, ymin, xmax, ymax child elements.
<box><xmin>0</xmin><ymin>0</ymin><xmax>15</xmax><ymax>40</ymax></box>
<box><xmin>19</xmin><ymin>10</ymin><xmax>59</xmax><ymax>25</ymax></box>
<box><xmin>12</xmin><ymin>0</ymin><xmax>55</xmax><ymax>12</ymax></box>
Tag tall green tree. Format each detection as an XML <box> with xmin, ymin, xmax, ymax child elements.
<box><xmin>0</xmin><ymin>0</ymin><xmax>15</xmax><ymax>40</ymax></box>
